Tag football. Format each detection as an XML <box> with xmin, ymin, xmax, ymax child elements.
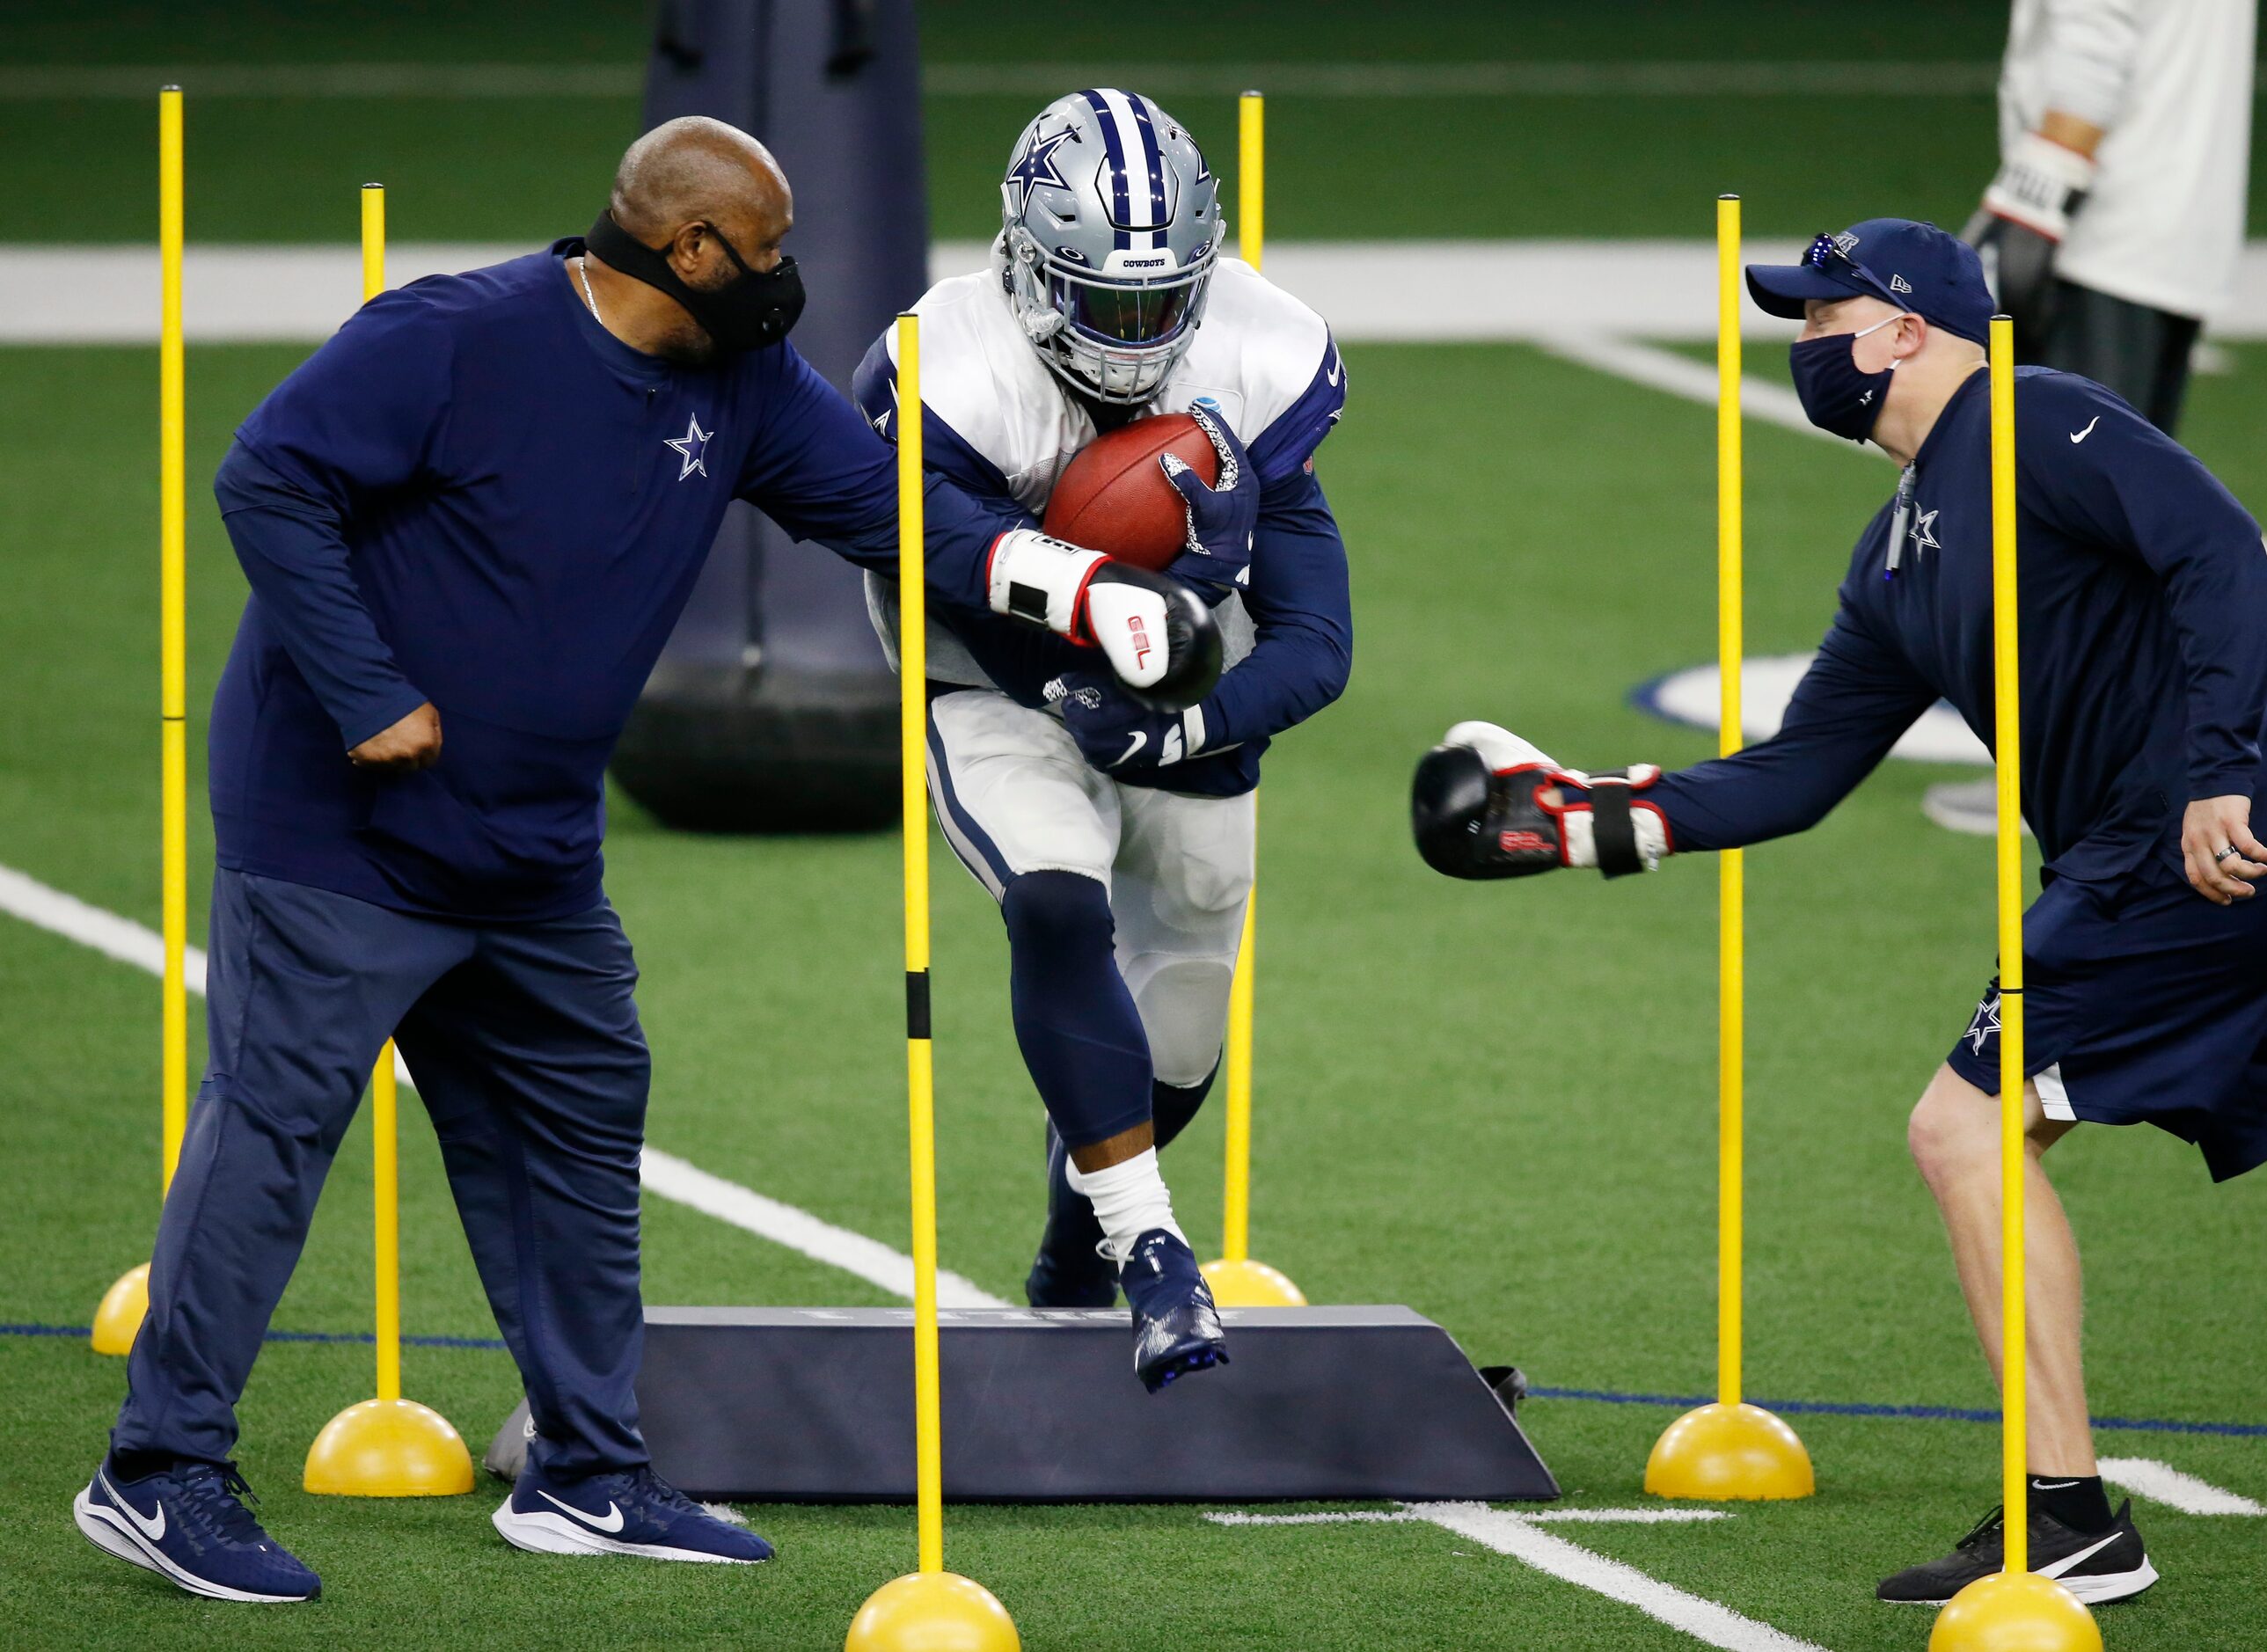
<box><xmin>1042</xmin><ymin>413</ymin><xmax>1218</xmax><ymax>571</ymax></box>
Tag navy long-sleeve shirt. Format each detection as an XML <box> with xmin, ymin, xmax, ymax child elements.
<box><xmin>211</xmin><ymin>241</ymin><xmax>1018</xmax><ymax>920</ymax></box>
<box><xmin>1649</xmin><ymin>368</ymin><xmax>2267</xmax><ymax>883</ymax></box>
<box><xmin>849</xmin><ymin>342</ymin><xmax>1353</xmax><ymax>799</ymax></box>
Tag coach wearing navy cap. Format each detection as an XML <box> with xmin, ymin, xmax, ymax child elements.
<box><xmin>1417</xmin><ymin>216</ymin><xmax>2267</xmax><ymax>1606</ymax></box>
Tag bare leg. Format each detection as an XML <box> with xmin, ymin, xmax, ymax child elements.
<box><xmin>1070</xmin><ymin>1120</ymin><xmax>1155</xmax><ymax>1175</ymax></box>
<box><xmin>1906</xmin><ymin>1064</ymin><xmax>2094</xmax><ymax>1474</ymax></box>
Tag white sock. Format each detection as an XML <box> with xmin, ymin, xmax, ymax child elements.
<box><xmin>1065</xmin><ymin>1147</ymin><xmax>1184</xmax><ymax>1261</ymax></box>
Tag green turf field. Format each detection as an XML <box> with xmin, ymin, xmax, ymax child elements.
<box><xmin>6</xmin><ymin>336</ymin><xmax>2265</xmax><ymax>1649</ymax></box>
<box><xmin>5</xmin><ymin>4</ymin><xmax>2266</xmax><ymax>1648</ymax></box>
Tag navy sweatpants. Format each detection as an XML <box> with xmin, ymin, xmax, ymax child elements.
<box><xmin>113</xmin><ymin>869</ymin><xmax>652</xmax><ymax>1478</ymax></box>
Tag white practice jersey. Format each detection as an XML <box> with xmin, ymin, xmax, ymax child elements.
<box><xmin>861</xmin><ymin>249</ymin><xmax>1342</xmax><ymax>691</ymax></box>
<box><xmin>1996</xmin><ymin>0</ymin><xmax>2256</xmax><ymax>321</ymax></box>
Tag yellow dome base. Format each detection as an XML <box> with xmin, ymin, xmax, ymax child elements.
<box><xmin>91</xmin><ymin>1263</ymin><xmax>150</xmax><ymax>1356</ymax></box>
<box><xmin>1929</xmin><ymin>1569</ymin><xmax>2102</xmax><ymax>1652</ymax></box>
<box><xmin>845</xmin><ymin>1571</ymin><xmax>1020</xmax><ymax>1652</ymax></box>
<box><xmin>1643</xmin><ymin>1401</ymin><xmax>1815</xmax><ymax>1501</ymax></box>
<box><xmin>1199</xmin><ymin>1257</ymin><xmax>1307</xmax><ymax>1307</ymax></box>
<box><xmin>303</xmin><ymin>1397</ymin><xmax>476</xmax><ymax>1497</ymax></box>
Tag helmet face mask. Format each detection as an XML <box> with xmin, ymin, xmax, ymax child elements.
<box><xmin>998</xmin><ymin>89</ymin><xmax>1220</xmax><ymax>405</ymax></box>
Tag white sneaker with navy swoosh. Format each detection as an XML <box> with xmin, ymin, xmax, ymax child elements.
<box><xmin>494</xmin><ymin>1459</ymin><xmax>773</xmax><ymax>1563</ymax></box>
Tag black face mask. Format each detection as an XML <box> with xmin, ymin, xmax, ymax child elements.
<box><xmin>583</xmin><ymin>210</ymin><xmax>805</xmax><ymax>355</ymax></box>
<box><xmin>1787</xmin><ymin>313</ymin><xmax>1902</xmax><ymax>442</ymax></box>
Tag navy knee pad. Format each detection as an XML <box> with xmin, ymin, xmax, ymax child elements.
<box><xmin>1002</xmin><ymin>871</ymin><xmax>1152</xmax><ymax>1149</ymax></box>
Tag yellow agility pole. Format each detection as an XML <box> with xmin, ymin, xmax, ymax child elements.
<box><xmin>1645</xmin><ymin>194</ymin><xmax>1812</xmax><ymax>1501</ymax></box>
<box><xmin>846</xmin><ymin>315</ymin><xmax>1019</xmax><ymax>1652</ymax></box>
<box><xmin>1930</xmin><ymin>322</ymin><xmax>2101</xmax><ymax>1650</ymax></box>
<box><xmin>95</xmin><ymin>84</ymin><xmax>189</xmax><ymax>1357</ymax></box>
<box><xmin>1204</xmin><ymin>87</ymin><xmax>1305</xmax><ymax>1310</ymax></box>
<box><xmin>304</xmin><ymin>185</ymin><xmax>475</xmax><ymax>1498</ymax></box>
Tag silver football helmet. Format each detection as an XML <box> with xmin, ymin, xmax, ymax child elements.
<box><xmin>998</xmin><ymin>89</ymin><xmax>1221</xmax><ymax>405</ymax></box>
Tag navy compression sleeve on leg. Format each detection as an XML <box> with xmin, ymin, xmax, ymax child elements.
<box><xmin>1003</xmin><ymin>871</ymin><xmax>1154</xmax><ymax>1149</ymax></box>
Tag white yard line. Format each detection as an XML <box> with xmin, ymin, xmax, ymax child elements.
<box><xmin>1536</xmin><ymin>334</ymin><xmax>1865</xmax><ymax>450</ymax></box>
<box><xmin>2098</xmin><ymin>1458</ymin><xmax>2267</xmax><ymax>1517</ymax></box>
<box><xmin>639</xmin><ymin>1146</ymin><xmax>1006</xmax><ymax>1309</ymax></box>
<box><xmin>0</xmin><ymin>60</ymin><xmax>2032</xmax><ymax>103</ymax></box>
<box><xmin>1210</xmin><ymin>1502</ymin><xmax>1824</xmax><ymax>1651</ymax></box>
<box><xmin>0</xmin><ymin>859</ymin><xmax>1007</xmax><ymax>1307</ymax></box>
<box><xmin>11</xmin><ymin>240</ymin><xmax>2267</xmax><ymax>346</ymax></box>
<box><xmin>1415</xmin><ymin>1503</ymin><xmax>1825</xmax><ymax>1652</ymax></box>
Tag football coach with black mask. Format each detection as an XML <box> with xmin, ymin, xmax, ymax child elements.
<box><xmin>1415</xmin><ymin>218</ymin><xmax>2267</xmax><ymax>1609</ymax></box>
<box><xmin>73</xmin><ymin>115</ymin><xmax>1218</xmax><ymax>1603</ymax></box>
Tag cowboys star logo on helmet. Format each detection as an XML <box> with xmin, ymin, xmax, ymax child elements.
<box><xmin>998</xmin><ymin>88</ymin><xmax>1224</xmax><ymax>404</ymax></box>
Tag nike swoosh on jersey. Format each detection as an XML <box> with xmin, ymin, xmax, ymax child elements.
<box><xmin>1115</xmin><ymin>731</ymin><xmax>1147</xmax><ymax>766</ymax></box>
<box><xmin>537</xmin><ymin>1489</ymin><xmax>626</xmax><ymax>1533</ymax></box>
<box><xmin>2070</xmin><ymin>416</ymin><xmax>2101</xmax><ymax>443</ymax></box>
<box><xmin>102</xmin><ymin>1473</ymin><xmax>165</xmax><ymax>1541</ymax></box>
<box><xmin>1325</xmin><ymin>354</ymin><xmax>1342</xmax><ymax>388</ymax></box>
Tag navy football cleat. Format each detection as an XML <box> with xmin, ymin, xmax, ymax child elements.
<box><xmin>74</xmin><ymin>1458</ymin><xmax>320</xmax><ymax>1603</ymax></box>
<box><xmin>1025</xmin><ymin>1123</ymin><xmax>1119</xmax><ymax>1309</ymax></box>
<box><xmin>1121</xmin><ymin>1227</ymin><xmax>1229</xmax><ymax>1392</ymax></box>
<box><xmin>494</xmin><ymin>1459</ymin><xmax>774</xmax><ymax>1563</ymax></box>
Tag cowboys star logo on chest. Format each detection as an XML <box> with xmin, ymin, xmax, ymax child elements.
<box><xmin>1907</xmin><ymin>507</ymin><xmax>1942</xmax><ymax>556</ymax></box>
<box><xmin>664</xmin><ymin>413</ymin><xmax>713</xmax><ymax>480</ymax></box>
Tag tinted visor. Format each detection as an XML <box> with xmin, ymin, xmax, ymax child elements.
<box><xmin>1050</xmin><ymin>269</ymin><xmax>1197</xmax><ymax>347</ymax></box>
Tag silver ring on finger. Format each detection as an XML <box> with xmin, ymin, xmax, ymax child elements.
<box><xmin>2215</xmin><ymin>845</ymin><xmax>2241</xmax><ymax>862</ymax></box>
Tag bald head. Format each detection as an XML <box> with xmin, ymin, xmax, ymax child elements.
<box><xmin>611</xmin><ymin>116</ymin><xmax>793</xmax><ymax>266</ymax></box>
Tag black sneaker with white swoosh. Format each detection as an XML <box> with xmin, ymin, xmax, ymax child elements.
<box><xmin>1876</xmin><ymin>1500</ymin><xmax>2157</xmax><ymax>1605</ymax></box>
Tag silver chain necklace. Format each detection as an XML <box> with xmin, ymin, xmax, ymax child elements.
<box><xmin>574</xmin><ymin>256</ymin><xmax>602</xmax><ymax>326</ymax></box>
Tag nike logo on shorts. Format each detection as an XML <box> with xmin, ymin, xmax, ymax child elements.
<box><xmin>2070</xmin><ymin>417</ymin><xmax>2100</xmax><ymax>443</ymax></box>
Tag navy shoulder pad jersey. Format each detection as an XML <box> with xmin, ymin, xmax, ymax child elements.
<box><xmin>1649</xmin><ymin>368</ymin><xmax>2267</xmax><ymax>881</ymax></box>
<box><xmin>850</xmin><ymin>259</ymin><xmax>1353</xmax><ymax>797</ymax></box>
<box><xmin>211</xmin><ymin>241</ymin><xmax>1016</xmax><ymax>920</ymax></box>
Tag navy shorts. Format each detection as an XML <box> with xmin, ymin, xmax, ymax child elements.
<box><xmin>1947</xmin><ymin>858</ymin><xmax>2267</xmax><ymax>1182</ymax></box>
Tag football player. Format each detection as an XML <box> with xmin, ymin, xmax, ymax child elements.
<box><xmin>855</xmin><ymin>89</ymin><xmax>1351</xmax><ymax>1390</ymax></box>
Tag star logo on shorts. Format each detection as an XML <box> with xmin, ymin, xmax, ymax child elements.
<box><xmin>1966</xmin><ymin>990</ymin><xmax>2000</xmax><ymax>1056</ymax></box>
<box><xmin>664</xmin><ymin>413</ymin><xmax>713</xmax><ymax>480</ymax></box>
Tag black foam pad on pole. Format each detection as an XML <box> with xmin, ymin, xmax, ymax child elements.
<box><xmin>611</xmin><ymin>0</ymin><xmax>926</xmax><ymax>833</ymax></box>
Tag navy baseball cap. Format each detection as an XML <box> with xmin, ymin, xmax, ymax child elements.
<box><xmin>1745</xmin><ymin>218</ymin><xmax>1993</xmax><ymax>345</ymax></box>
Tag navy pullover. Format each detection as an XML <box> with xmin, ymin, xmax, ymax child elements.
<box><xmin>211</xmin><ymin>243</ymin><xmax>1016</xmax><ymax>920</ymax></box>
<box><xmin>1649</xmin><ymin>368</ymin><xmax>2267</xmax><ymax>883</ymax></box>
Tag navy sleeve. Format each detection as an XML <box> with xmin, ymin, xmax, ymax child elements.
<box><xmin>2019</xmin><ymin>376</ymin><xmax>2267</xmax><ymax>800</ymax></box>
<box><xmin>234</xmin><ymin>291</ymin><xmax>457</xmax><ymax>511</ymax></box>
<box><xmin>221</xmin><ymin>293</ymin><xmax>456</xmax><ymax>749</ymax></box>
<box><xmin>214</xmin><ymin>444</ymin><xmax>430</xmax><ymax>749</ymax></box>
<box><xmin>738</xmin><ymin>343</ymin><xmax>1019</xmax><ymax>607</ymax></box>
<box><xmin>1246</xmin><ymin>333</ymin><xmax>1347</xmax><ymax>488</ymax></box>
<box><xmin>1202</xmin><ymin>467</ymin><xmax>1352</xmax><ymax>749</ymax></box>
<box><xmin>1645</xmin><ymin>601</ymin><xmax>1937</xmax><ymax>852</ymax></box>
